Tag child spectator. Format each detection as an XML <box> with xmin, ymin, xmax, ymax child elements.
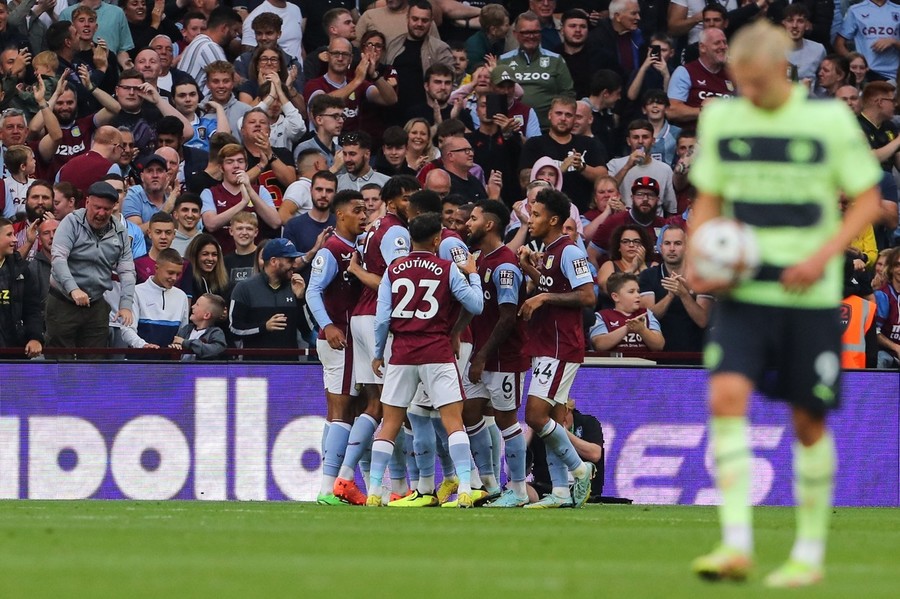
<box><xmin>171</xmin><ymin>292</ymin><xmax>228</xmax><ymax>361</ymax></box>
<box><xmin>122</xmin><ymin>249</ymin><xmax>190</xmax><ymax>351</ymax></box>
<box><xmin>590</xmin><ymin>272</ymin><xmax>665</xmax><ymax>353</ymax></box>
<box><xmin>223</xmin><ymin>211</ymin><xmax>259</xmax><ymax>285</ymax></box>
<box><xmin>1</xmin><ymin>145</ymin><xmax>36</xmax><ymax>219</ymax></box>
<box><xmin>134</xmin><ymin>211</ymin><xmax>178</xmax><ymax>283</ymax></box>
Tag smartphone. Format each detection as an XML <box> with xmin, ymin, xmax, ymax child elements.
<box><xmin>485</xmin><ymin>93</ymin><xmax>507</xmax><ymax>119</ymax></box>
<box><xmin>649</xmin><ymin>45</ymin><xmax>661</xmax><ymax>60</ymax></box>
<box><xmin>704</xmin><ymin>0</ymin><xmax>719</xmax><ymax>7</ymax></box>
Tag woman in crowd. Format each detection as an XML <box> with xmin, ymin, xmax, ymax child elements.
<box><xmin>180</xmin><ymin>233</ymin><xmax>230</xmax><ymax>305</ymax></box>
<box><xmin>404</xmin><ymin>117</ymin><xmax>438</xmax><ymax>173</ymax></box>
<box><xmin>596</xmin><ymin>224</ymin><xmax>653</xmax><ymax>294</ymax></box>
<box><xmin>238</xmin><ymin>47</ymin><xmax>304</xmax><ymax>111</ymax></box>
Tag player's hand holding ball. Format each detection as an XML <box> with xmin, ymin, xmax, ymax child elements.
<box><xmin>687</xmin><ymin>217</ymin><xmax>760</xmax><ymax>294</ymax></box>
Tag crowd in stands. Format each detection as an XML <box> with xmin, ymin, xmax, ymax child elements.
<box><xmin>0</xmin><ymin>0</ymin><xmax>898</xmax><ymax>368</ymax></box>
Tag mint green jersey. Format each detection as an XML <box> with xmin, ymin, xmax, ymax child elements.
<box><xmin>690</xmin><ymin>86</ymin><xmax>882</xmax><ymax>308</ymax></box>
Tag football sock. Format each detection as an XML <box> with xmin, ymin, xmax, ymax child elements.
<box><xmin>338</xmin><ymin>414</ymin><xmax>377</xmax><ymax>481</ymax></box>
<box><xmin>448</xmin><ymin>431</ymin><xmax>473</xmax><ymax>494</ymax></box>
<box><xmin>502</xmin><ymin>423</ymin><xmax>527</xmax><ymax>497</ymax></box>
<box><xmin>368</xmin><ymin>439</ymin><xmax>394</xmax><ymax>498</ymax></box>
<box><xmin>321</xmin><ymin>421</ymin><xmax>330</xmax><ymax>456</ymax></box>
<box><xmin>466</xmin><ymin>419</ymin><xmax>498</xmax><ymax>491</ymax></box>
<box><xmin>790</xmin><ymin>430</ymin><xmax>835</xmax><ymax>567</ymax></box>
<box><xmin>539</xmin><ymin>420</ymin><xmax>587</xmax><ymax>476</ymax></box>
<box><xmin>432</xmin><ymin>412</ymin><xmax>455</xmax><ymax>479</ymax></box>
<box><xmin>408</xmin><ymin>410</ymin><xmax>437</xmax><ymax>479</ymax></box>
<box><xmin>417</xmin><ymin>474</ymin><xmax>436</xmax><ymax>495</ymax></box>
<box><xmin>402</xmin><ymin>426</ymin><xmax>419</xmax><ymax>489</ymax></box>
<box><xmin>485</xmin><ymin>416</ymin><xmax>502</xmax><ymax>482</ymax></box>
<box><xmin>389</xmin><ymin>431</ymin><xmax>409</xmax><ymax>495</ymax></box>
<box><xmin>320</xmin><ymin>421</ymin><xmax>351</xmax><ymax>495</ymax></box>
<box><xmin>711</xmin><ymin>416</ymin><xmax>753</xmax><ymax>554</ymax></box>
<box><xmin>546</xmin><ymin>451</ymin><xmax>571</xmax><ymax>499</ymax></box>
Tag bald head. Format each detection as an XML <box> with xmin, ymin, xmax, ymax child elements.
<box><xmin>424</xmin><ymin>168</ymin><xmax>451</xmax><ymax>196</ymax></box>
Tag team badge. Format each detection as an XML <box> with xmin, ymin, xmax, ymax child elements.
<box><xmin>484</xmin><ymin>267</ymin><xmax>492</xmax><ymax>283</ymax></box>
<box><xmin>545</xmin><ymin>255</ymin><xmax>554</xmax><ymax>269</ymax></box>
<box><xmin>71</xmin><ymin>126</ymin><xmax>81</xmax><ymax>137</ymax></box>
<box><xmin>311</xmin><ymin>254</ymin><xmax>326</xmax><ymax>275</ymax></box>
<box><xmin>198</xmin><ymin>126</ymin><xmax>207</xmax><ymax>140</ymax></box>
<box><xmin>539</xmin><ymin>57</ymin><xmax>549</xmax><ymax>68</ymax></box>
<box><xmin>394</xmin><ymin>236</ymin><xmax>407</xmax><ymax>247</ymax></box>
<box><xmin>725</xmin><ymin>80</ymin><xmax>734</xmax><ymax>92</ymax></box>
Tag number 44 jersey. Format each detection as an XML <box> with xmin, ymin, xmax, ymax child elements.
<box><xmin>375</xmin><ymin>250</ymin><xmax>483</xmax><ymax>366</ymax></box>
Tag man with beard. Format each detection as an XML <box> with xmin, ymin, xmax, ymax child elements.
<box><xmin>55</xmin><ymin>124</ymin><xmax>123</xmax><ymax>194</ymax></box>
<box><xmin>122</xmin><ymin>154</ymin><xmax>169</xmax><ymax>234</ymax></box>
<box><xmin>304</xmin><ymin>36</ymin><xmax>397</xmax><ymax>134</ymax></box>
<box><xmin>588</xmin><ymin>176</ymin><xmax>667</xmax><ymax>267</ymax></box>
<box><xmin>336</xmin><ymin>131</ymin><xmax>390</xmax><ymax>191</ymax></box>
<box><xmin>606</xmin><ymin>119</ymin><xmax>677</xmax><ymax>214</ymax></box>
<box><xmin>284</xmin><ymin>170</ymin><xmax>338</xmax><ymax>280</ymax></box>
<box><xmin>179</xmin><ymin>7</ymin><xmax>241</xmax><ymax>92</ymax></box>
<box><xmin>12</xmin><ymin>181</ymin><xmax>53</xmax><ymax>261</ymax></box>
<box><xmin>305</xmin><ymin>189</ymin><xmax>368</xmax><ymax>505</ymax></box>
<box><xmin>229</xmin><ymin>237</ymin><xmax>307</xmax><ymax>356</ymax></box>
<box><xmin>520</xmin><ymin>97</ymin><xmax>607</xmax><ymax>214</ymax></box>
<box><xmin>639</xmin><ymin>224</ymin><xmax>713</xmax><ymax>354</ymax></box>
<box><xmin>406</xmin><ymin>64</ymin><xmax>473</xmax><ymax>130</ymax></box>
<box><xmin>559</xmin><ymin>9</ymin><xmax>591</xmax><ymax>99</ymax></box>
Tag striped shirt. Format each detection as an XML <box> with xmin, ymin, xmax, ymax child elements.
<box><xmin>178</xmin><ymin>35</ymin><xmax>226</xmax><ymax>92</ymax></box>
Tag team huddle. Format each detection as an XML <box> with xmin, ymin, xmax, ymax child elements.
<box><xmin>306</xmin><ymin>174</ymin><xmax>596</xmax><ymax>509</ymax></box>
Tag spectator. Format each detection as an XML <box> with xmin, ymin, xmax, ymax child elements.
<box><xmin>200</xmin><ymin>143</ymin><xmax>280</xmax><ymax>255</ymax></box>
<box><xmin>559</xmin><ymin>9</ymin><xmax>591</xmax><ymax>99</ymax></box>
<box><xmin>386</xmin><ymin>1</ymin><xmax>454</xmax><ymax>123</ymax></box>
<box><xmin>27</xmin><ymin>217</ymin><xmax>57</xmax><ymax>320</ymax></box>
<box><xmin>671</xmin><ymin>129</ymin><xmax>697</xmax><ymax>214</ymax></box>
<box><xmin>110</xmin><ymin>68</ymin><xmax>193</xmax><ymax>151</ymax></box>
<box><xmin>103</xmin><ymin>173</ymin><xmax>146</xmax><ymax>260</ymax></box>
<box><xmin>583</xmin><ymin>69</ymin><xmax>624</xmax><ymax>159</ymax></box>
<box><xmin>595</xmin><ymin>223</ymin><xmax>652</xmax><ymax>294</ymax></box>
<box><xmin>237</xmin><ymin>45</ymin><xmax>303</xmax><ymax>111</ymax></box>
<box><xmin>115</xmin><ymin>126</ymin><xmax>139</xmax><ymax>185</ymax></box>
<box><xmin>284</xmin><ymin>170</ymin><xmax>338</xmax><ymax>279</ymax></box>
<box><xmin>361</xmin><ymin>182</ymin><xmax>385</xmax><ymax>224</ymax></box>
<box><xmin>436</xmin><ymin>188</ymin><xmax>461</xmax><ymax>226</ymax></box>
<box><xmin>236</xmin><ymin>12</ymin><xmax>305</xmax><ymax>99</ymax></box>
<box><xmin>229</xmin><ymin>237</ymin><xmax>308</xmax><ymax>357</ymax></box>
<box><xmin>178</xmin><ymin>7</ymin><xmax>241</xmax><ymax>93</ymax></box>
<box><xmin>0</xmin><ymin>109</ymin><xmax>30</xmax><ymax>178</ymax></box>
<box><xmin>279</xmin><ymin>149</ymin><xmax>329</xmax><ymax>224</ymax></box>
<box><xmin>640</xmin><ymin>225</ymin><xmax>713</xmax><ymax>354</ymax></box>
<box><xmin>122</xmin><ymin>153</ymin><xmax>168</xmax><ymax>234</ymax></box>
<box><xmin>583</xmin><ymin>174</ymin><xmax>627</xmax><ymax>241</ymax></box>
<box><xmin>497</xmin><ymin>11</ymin><xmax>575</xmax><ymax>132</ymax></box>
<box><xmin>59</xmin><ymin>0</ymin><xmax>134</xmax><ymax>68</ymax></box>
<box><xmin>667</xmin><ymin>27</ymin><xmax>733</xmax><ymax>127</ymax></box>
<box><xmin>52</xmin><ymin>182</ymin><xmax>79</xmax><ymax>221</ymax></box>
<box><xmin>171</xmin><ymin>291</ymin><xmax>228</xmax><ymax>361</ymax></box>
<box><xmin>520</xmin><ymin>96</ymin><xmax>607</xmax><ymax>213</ymax></box>
<box><xmin>305</xmin><ymin>36</ymin><xmax>397</xmax><ymax>134</ymax></box>
<box><xmin>241</xmin><ymin>0</ymin><xmax>304</xmax><ymax>60</ymax></box>
<box><xmin>176</xmin><ymin>12</ymin><xmax>207</xmax><ymax>56</ymax></box>
<box><xmin>179</xmin><ymin>232</ymin><xmax>229</xmax><ymax>304</ymax></box>
<box><xmin>370</xmin><ymin>125</ymin><xmax>417</xmax><ymax>176</ymax></box>
<box><xmin>204</xmin><ymin>61</ymin><xmax>252</xmax><ymax>143</ymax></box>
<box><xmin>468</xmin><ymin>92</ymin><xmax>523</xmax><ymax>206</ymax></box>
<box><xmin>186</xmin><ymin>130</ymin><xmax>238</xmax><ymax>194</ymax></box>
<box><xmin>46</xmin><ymin>180</ymin><xmax>135</xmax><ymax>357</ymax></box>
<box><xmin>171</xmin><ymin>192</ymin><xmax>203</xmax><ymax>255</ymax></box>
<box><xmin>11</xmin><ymin>181</ymin><xmax>52</xmax><ymax>261</ymax></box>
<box><xmin>0</xmin><ymin>216</ymin><xmax>43</xmax><ymax>358</ymax></box>
<box><xmin>171</xmin><ymin>79</ymin><xmax>229</xmax><ymax>153</ymax></box>
<box><xmin>358</xmin><ymin>0</ymin><xmax>439</xmax><ymax>46</ymax></box>
<box><xmin>238</xmin><ymin>107</ymin><xmax>297</xmax><ymax>202</ymax></box>
<box><xmin>874</xmin><ymin>246</ymin><xmax>900</xmax><ymax>368</ymax></box>
<box><xmin>606</xmin><ymin>118</ymin><xmax>677</xmax><ymax>215</ymax></box>
<box><xmin>407</xmin><ymin>63</ymin><xmax>474</xmax><ymax>131</ymax></box>
<box><xmin>627</xmin><ymin>33</ymin><xmax>676</xmax><ymax>103</ymax></box>
<box><xmin>848</xmin><ymin>52</ymin><xmax>874</xmax><ymax>89</ymax></box>
<box><xmin>836</xmin><ymin>84</ymin><xmax>862</xmax><ymax>114</ymax></box>
<box><xmin>356</xmin><ymin>30</ymin><xmax>400</xmax><ymax>147</ymax></box>
<box><xmin>337</xmin><ymin>131</ymin><xmax>391</xmax><ymax>191</ymax></box>
<box><xmin>255</xmin><ymin>79</ymin><xmax>307</xmax><ymax>153</ymax></box>
<box><xmin>588</xmin><ymin>176</ymin><xmax>667</xmax><ymax>266</ymax></box>
<box><xmin>586</xmin><ymin>0</ymin><xmax>643</xmax><ymax>82</ymax></box>
<box><xmin>294</xmin><ymin>94</ymin><xmax>344</xmax><ymax>167</ymax></box>
<box><xmin>404</xmin><ymin>117</ymin><xmax>438</xmax><ymax>172</ymax></box>
<box><xmin>590</xmin><ymin>271</ymin><xmax>664</xmax><ymax>352</ymax></box>
<box><xmin>442</xmin><ymin>135</ymin><xmax>498</xmax><ymax>201</ymax></box>
<box><xmin>836</xmin><ymin>0</ymin><xmax>900</xmax><ymax>82</ymax></box>
<box><xmin>465</xmin><ymin>4</ymin><xmax>510</xmax><ymax>72</ymax></box>
<box><xmin>56</xmin><ymin>125</ymin><xmax>123</xmax><ymax>197</ymax></box>
<box><xmin>640</xmin><ymin>91</ymin><xmax>681</xmax><ymax>167</ymax></box>
<box><xmin>134</xmin><ymin>210</ymin><xmax>177</xmax><ymax>284</ymax></box>
<box><xmin>155</xmin><ymin>115</ymin><xmax>209</xmax><ymax>188</ymax></box>
<box><xmin>783</xmin><ymin>5</ymin><xmax>827</xmax><ymax>86</ymax></box>
<box><xmin>814</xmin><ymin>54</ymin><xmax>850</xmax><ymax>98</ymax></box>
<box><xmin>150</xmin><ymin>34</ymin><xmax>192</xmax><ymax>96</ymax></box>
<box><xmin>303</xmin><ymin>7</ymin><xmax>359</xmax><ymax>83</ymax></box>
<box><xmin>529</xmin><ymin>0</ymin><xmax>562</xmax><ymax>52</ymax></box>
<box><xmin>1</xmin><ymin>144</ymin><xmax>35</xmax><ymax>219</ymax></box>
<box><xmin>223</xmin><ymin>211</ymin><xmax>259</xmax><ymax>286</ymax></box>
<box><xmin>121</xmin><ymin>247</ymin><xmax>189</xmax><ymax>350</ymax></box>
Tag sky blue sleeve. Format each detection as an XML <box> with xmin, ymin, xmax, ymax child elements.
<box><xmin>839</xmin><ymin>9</ymin><xmax>857</xmax><ymax>40</ymax></box>
<box><xmin>492</xmin><ymin>264</ymin><xmax>523</xmax><ymax>306</ymax></box>
<box><xmin>305</xmin><ymin>249</ymin><xmax>339</xmax><ymax>329</ymax></box>
<box><xmin>439</xmin><ymin>236</ymin><xmax>470</xmax><ymax>269</ymax></box>
<box><xmin>200</xmin><ymin>189</ymin><xmax>215</xmax><ymax>215</ymax></box>
<box><xmin>588</xmin><ymin>313</ymin><xmax>607</xmax><ymax>338</ymax></box>
<box><xmin>647</xmin><ymin>311</ymin><xmax>662</xmax><ymax>332</ymax></box>
<box><xmin>560</xmin><ymin>244</ymin><xmax>594</xmax><ymax>289</ymax></box>
<box><xmin>449</xmin><ymin>263</ymin><xmax>483</xmax><ymax>315</ymax></box>
<box><xmin>875</xmin><ymin>290</ymin><xmax>889</xmax><ymax>328</ymax></box>
<box><xmin>374</xmin><ymin>275</ymin><xmax>393</xmax><ymax>360</ymax></box>
<box><xmin>380</xmin><ymin>225</ymin><xmax>410</xmax><ymax>265</ymax></box>
<box><xmin>667</xmin><ymin>66</ymin><xmax>692</xmax><ymax>102</ymax></box>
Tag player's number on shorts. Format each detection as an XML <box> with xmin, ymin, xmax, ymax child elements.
<box><xmin>532</xmin><ymin>363</ymin><xmax>553</xmax><ymax>385</ymax></box>
<box><xmin>391</xmin><ymin>278</ymin><xmax>440</xmax><ymax>320</ymax></box>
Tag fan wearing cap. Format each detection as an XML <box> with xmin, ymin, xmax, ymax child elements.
<box><xmin>46</xmin><ymin>180</ymin><xmax>136</xmax><ymax>358</ymax></box>
<box><xmin>228</xmin><ymin>237</ymin><xmax>308</xmax><ymax>357</ymax></box>
<box><xmin>606</xmin><ymin>118</ymin><xmax>677</xmax><ymax>214</ymax></box>
<box><xmin>588</xmin><ymin>175</ymin><xmax>667</xmax><ymax>269</ymax></box>
<box><xmin>121</xmin><ymin>153</ymin><xmax>170</xmax><ymax>235</ymax></box>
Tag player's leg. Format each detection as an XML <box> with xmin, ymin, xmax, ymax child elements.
<box><xmin>463</xmin><ymin>395</ymin><xmax>498</xmax><ymax>494</ymax></box>
<box><xmin>523</xmin><ymin>358</ymin><xmax>593</xmax><ymax>508</ymax></box>
<box><xmin>431</xmin><ymin>409</ymin><xmax>459</xmax><ymax>502</ymax></box>
<box><xmin>427</xmin><ymin>363</ymin><xmax>475</xmax><ymax>507</ymax></box>
<box><xmin>486</xmin><ymin>371</ymin><xmax>529</xmax><ymax>507</ymax></box>
<box><xmin>367</xmin><ymin>365</ymin><xmax>418</xmax><ymax>506</ymax></box>
<box><xmin>484</xmin><ymin>410</ymin><xmax>503</xmax><ymax>482</ymax></box>
<box><xmin>317</xmin><ymin>339</ymin><xmax>357</xmax><ymax>505</ymax></box>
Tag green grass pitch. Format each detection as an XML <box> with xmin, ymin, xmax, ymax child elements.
<box><xmin>1</xmin><ymin>502</ymin><xmax>898</xmax><ymax>598</ymax></box>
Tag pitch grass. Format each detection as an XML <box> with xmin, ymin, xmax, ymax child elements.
<box><xmin>1</xmin><ymin>502</ymin><xmax>898</xmax><ymax>598</ymax></box>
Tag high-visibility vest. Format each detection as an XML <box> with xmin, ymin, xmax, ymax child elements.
<box><xmin>841</xmin><ymin>295</ymin><xmax>876</xmax><ymax>368</ymax></box>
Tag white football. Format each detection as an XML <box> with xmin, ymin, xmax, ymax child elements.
<box><xmin>690</xmin><ymin>217</ymin><xmax>761</xmax><ymax>285</ymax></box>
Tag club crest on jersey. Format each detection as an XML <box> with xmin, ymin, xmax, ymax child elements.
<box><xmin>198</xmin><ymin>126</ymin><xmax>207</xmax><ymax>140</ymax></box>
<box><xmin>544</xmin><ymin>255</ymin><xmax>554</xmax><ymax>269</ymax></box>
<box><xmin>725</xmin><ymin>80</ymin><xmax>734</xmax><ymax>92</ymax></box>
<box><xmin>71</xmin><ymin>126</ymin><xmax>81</xmax><ymax>137</ymax></box>
<box><xmin>484</xmin><ymin>267</ymin><xmax>493</xmax><ymax>283</ymax></box>
<box><xmin>539</xmin><ymin>56</ymin><xmax>549</xmax><ymax>68</ymax></box>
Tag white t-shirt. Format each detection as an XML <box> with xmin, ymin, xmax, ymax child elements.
<box><xmin>671</xmin><ymin>0</ymin><xmax>739</xmax><ymax>45</ymax></box>
<box><xmin>241</xmin><ymin>1</ymin><xmax>304</xmax><ymax>59</ymax></box>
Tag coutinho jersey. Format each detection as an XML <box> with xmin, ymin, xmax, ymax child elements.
<box><xmin>385</xmin><ymin>252</ymin><xmax>459</xmax><ymax>365</ymax></box>
<box><xmin>309</xmin><ymin>234</ymin><xmax>362</xmax><ymax>338</ymax></box>
<box><xmin>472</xmin><ymin>244</ymin><xmax>529</xmax><ymax>372</ymax></box>
<box><xmin>690</xmin><ymin>86</ymin><xmax>883</xmax><ymax>308</ymax></box>
<box><xmin>354</xmin><ymin>212</ymin><xmax>409</xmax><ymax>316</ymax></box>
<box><xmin>528</xmin><ymin>235</ymin><xmax>594</xmax><ymax>362</ymax></box>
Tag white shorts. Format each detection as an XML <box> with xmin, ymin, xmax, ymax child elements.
<box><xmin>316</xmin><ymin>339</ymin><xmax>359</xmax><ymax>396</ymax></box>
<box><xmin>350</xmin><ymin>315</ymin><xmax>391</xmax><ymax>385</ymax></box>
<box><xmin>382</xmin><ymin>363</ymin><xmax>465</xmax><ymax>409</ymax></box>
<box><xmin>462</xmin><ymin>368</ymin><xmax>526</xmax><ymax>412</ymax></box>
<box><xmin>410</xmin><ymin>342</ymin><xmax>472</xmax><ymax>408</ymax></box>
<box><xmin>526</xmin><ymin>357</ymin><xmax>580</xmax><ymax>405</ymax></box>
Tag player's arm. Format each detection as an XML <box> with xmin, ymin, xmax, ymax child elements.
<box><xmin>305</xmin><ymin>249</ymin><xmax>340</xmax><ymax>342</ymax></box>
<box><xmin>380</xmin><ymin>226</ymin><xmax>411</xmax><ymax>267</ymax></box>
<box><xmin>449</xmin><ymin>261</ymin><xmax>484</xmax><ymax>315</ymax></box>
<box><xmin>373</xmin><ymin>275</ymin><xmax>392</xmax><ymax>362</ymax></box>
<box><xmin>347</xmin><ymin>251</ymin><xmax>383</xmax><ymax>290</ymax></box>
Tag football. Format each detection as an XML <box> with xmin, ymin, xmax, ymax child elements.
<box><xmin>689</xmin><ymin>217</ymin><xmax>761</xmax><ymax>286</ymax></box>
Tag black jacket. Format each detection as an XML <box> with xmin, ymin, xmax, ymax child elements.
<box><xmin>0</xmin><ymin>251</ymin><xmax>44</xmax><ymax>348</ymax></box>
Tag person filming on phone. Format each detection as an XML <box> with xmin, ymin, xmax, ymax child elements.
<box><xmin>467</xmin><ymin>92</ymin><xmax>523</xmax><ymax>206</ymax></box>
<box><xmin>441</xmin><ymin>135</ymin><xmax>500</xmax><ymax>202</ymax></box>
<box><xmin>606</xmin><ymin>119</ymin><xmax>677</xmax><ymax>215</ymax></box>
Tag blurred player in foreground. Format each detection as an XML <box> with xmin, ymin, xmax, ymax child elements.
<box><xmin>687</xmin><ymin>21</ymin><xmax>883</xmax><ymax>587</ymax></box>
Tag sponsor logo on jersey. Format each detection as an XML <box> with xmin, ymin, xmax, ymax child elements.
<box><xmin>572</xmin><ymin>257</ymin><xmax>590</xmax><ymax>278</ymax></box>
<box><xmin>498</xmin><ymin>269</ymin><xmax>515</xmax><ymax>289</ymax></box>
<box><xmin>449</xmin><ymin>245</ymin><xmax>467</xmax><ymax>265</ymax></box>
